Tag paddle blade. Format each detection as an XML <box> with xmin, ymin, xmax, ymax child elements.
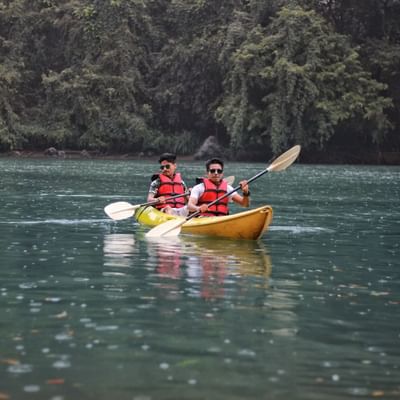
<box><xmin>145</xmin><ymin>218</ymin><xmax>185</xmax><ymax>238</ymax></box>
<box><xmin>268</xmin><ymin>145</ymin><xmax>301</xmax><ymax>172</ymax></box>
<box><xmin>225</xmin><ymin>175</ymin><xmax>235</xmax><ymax>185</ymax></box>
<box><xmin>104</xmin><ymin>201</ymin><xmax>139</xmax><ymax>220</ymax></box>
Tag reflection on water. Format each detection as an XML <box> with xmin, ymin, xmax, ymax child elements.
<box><xmin>104</xmin><ymin>233</ymin><xmax>273</xmax><ymax>300</ymax></box>
<box><xmin>152</xmin><ymin>236</ymin><xmax>272</xmax><ymax>300</ymax></box>
<box><xmin>181</xmin><ymin>236</ymin><xmax>272</xmax><ymax>278</ymax></box>
<box><xmin>103</xmin><ymin>233</ymin><xmax>136</xmax><ymax>269</ymax></box>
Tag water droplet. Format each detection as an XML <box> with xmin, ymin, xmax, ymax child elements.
<box><xmin>160</xmin><ymin>362</ymin><xmax>169</xmax><ymax>370</ymax></box>
<box><xmin>19</xmin><ymin>282</ymin><xmax>37</xmax><ymax>289</ymax></box>
<box><xmin>348</xmin><ymin>387</ymin><xmax>369</xmax><ymax>395</ymax></box>
<box><xmin>24</xmin><ymin>385</ymin><xmax>40</xmax><ymax>392</ymax></box>
<box><xmin>45</xmin><ymin>297</ymin><xmax>61</xmax><ymax>303</ymax></box>
<box><xmin>55</xmin><ymin>333</ymin><xmax>72</xmax><ymax>341</ymax></box>
<box><xmin>237</xmin><ymin>349</ymin><xmax>256</xmax><ymax>357</ymax></box>
<box><xmin>8</xmin><ymin>364</ymin><xmax>32</xmax><ymax>374</ymax></box>
<box><xmin>52</xmin><ymin>360</ymin><xmax>71</xmax><ymax>369</ymax></box>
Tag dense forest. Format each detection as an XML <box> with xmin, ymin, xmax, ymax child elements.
<box><xmin>1</xmin><ymin>0</ymin><xmax>399</xmax><ymax>163</ymax></box>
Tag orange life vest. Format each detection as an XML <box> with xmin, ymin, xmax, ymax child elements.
<box><xmin>197</xmin><ymin>178</ymin><xmax>229</xmax><ymax>216</ymax></box>
<box><xmin>154</xmin><ymin>172</ymin><xmax>186</xmax><ymax>209</ymax></box>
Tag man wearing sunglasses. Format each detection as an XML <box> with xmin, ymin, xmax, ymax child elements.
<box><xmin>188</xmin><ymin>158</ymin><xmax>250</xmax><ymax>216</ymax></box>
<box><xmin>148</xmin><ymin>153</ymin><xmax>189</xmax><ymax>216</ymax></box>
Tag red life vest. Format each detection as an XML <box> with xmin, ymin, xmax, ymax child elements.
<box><xmin>154</xmin><ymin>172</ymin><xmax>186</xmax><ymax>209</ymax></box>
<box><xmin>200</xmin><ymin>255</ymin><xmax>226</xmax><ymax>299</ymax></box>
<box><xmin>197</xmin><ymin>178</ymin><xmax>229</xmax><ymax>216</ymax></box>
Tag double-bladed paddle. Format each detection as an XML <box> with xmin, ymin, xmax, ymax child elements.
<box><xmin>104</xmin><ymin>176</ymin><xmax>235</xmax><ymax>221</ymax></box>
<box><xmin>104</xmin><ymin>192</ymin><xmax>189</xmax><ymax>221</ymax></box>
<box><xmin>145</xmin><ymin>145</ymin><xmax>301</xmax><ymax>238</ymax></box>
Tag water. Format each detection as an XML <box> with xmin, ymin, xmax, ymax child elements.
<box><xmin>0</xmin><ymin>158</ymin><xmax>399</xmax><ymax>399</ymax></box>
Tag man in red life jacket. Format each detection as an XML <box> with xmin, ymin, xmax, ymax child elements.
<box><xmin>188</xmin><ymin>158</ymin><xmax>250</xmax><ymax>216</ymax></box>
<box><xmin>147</xmin><ymin>153</ymin><xmax>189</xmax><ymax>216</ymax></box>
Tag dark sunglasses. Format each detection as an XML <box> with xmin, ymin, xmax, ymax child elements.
<box><xmin>208</xmin><ymin>168</ymin><xmax>223</xmax><ymax>174</ymax></box>
<box><xmin>160</xmin><ymin>164</ymin><xmax>171</xmax><ymax>170</ymax></box>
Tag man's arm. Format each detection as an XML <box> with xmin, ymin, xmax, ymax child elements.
<box><xmin>231</xmin><ymin>180</ymin><xmax>250</xmax><ymax>207</ymax></box>
<box><xmin>188</xmin><ymin>184</ymin><xmax>208</xmax><ymax>213</ymax></box>
<box><xmin>147</xmin><ymin>179</ymin><xmax>162</xmax><ymax>203</ymax></box>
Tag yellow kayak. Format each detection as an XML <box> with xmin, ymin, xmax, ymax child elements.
<box><xmin>134</xmin><ymin>205</ymin><xmax>273</xmax><ymax>240</ymax></box>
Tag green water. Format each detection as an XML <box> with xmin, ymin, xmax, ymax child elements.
<box><xmin>1</xmin><ymin>158</ymin><xmax>399</xmax><ymax>400</ymax></box>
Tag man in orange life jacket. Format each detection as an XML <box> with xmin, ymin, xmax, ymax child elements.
<box><xmin>147</xmin><ymin>153</ymin><xmax>189</xmax><ymax>216</ymax></box>
<box><xmin>188</xmin><ymin>158</ymin><xmax>250</xmax><ymax>216</ymax></box>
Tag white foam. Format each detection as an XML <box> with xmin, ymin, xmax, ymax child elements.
<box><xmin>270</xmin><ymin>226</ymin><xmax>333</xmax><ymax>234</ymax></box>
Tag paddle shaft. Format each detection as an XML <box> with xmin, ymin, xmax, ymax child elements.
<box><xmin>140</xmin><ymin>192</ymin><xmax>189</xmax><ymax>209</ymax></box>
<box><xmin>108</xmin><ymin>192</ymin><xmax>189</xmax><ymax>218</ymax></box>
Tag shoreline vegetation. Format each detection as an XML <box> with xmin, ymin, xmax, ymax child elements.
<box><xmin>0</xmin><ymin>149</ymin><xmax>196</xmax><ymax>162</ymax></box>
<box><xmin>2</xmin><ymin>149</ymin><xmax>400</xmax><ymax>165</ymax></box>
<box><xmin>1</xmin><ymin>2</ymin><xmax>399</xmax><ymax>161</ymax></box>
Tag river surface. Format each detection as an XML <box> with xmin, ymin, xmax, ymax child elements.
<box><xmin>0</xmin><ymin>157</ymin><xmax>399</xmax><ymax>400</ymax></box>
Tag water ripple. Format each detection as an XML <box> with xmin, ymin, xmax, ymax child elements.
<box><xmin>2</xmin><ymin>218</ymin><xmax>111</xmax><ymax>225</ymax></box>
<box><xmin>270</xmin><ymin>225</ymin><xmax>333</xmax><ymax>233</ymax></box>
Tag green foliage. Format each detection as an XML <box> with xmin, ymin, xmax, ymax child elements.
<box><xmin>149</xmin><ymin>0</ymin><xmax>238</xmax><ymax>145</ymax></box>
<box><xmin>0</xmin><ymin>0</ymin><xmax>399</xmax><ymax>157</ymax></box>
<box><xmin>0</xmin><ymin>0</ymin><xmax>162</xmax><ymax>151</ymax></box>
<box><xmin>217</xmin><ymin>5</ymin><xmax>392</xmax><ymax>154</ymax></box>
<box><xmin>360</xmin><ymin>38</ymin><xmax>400</xmax><ymax>147</ymax></box>
<box><xmin>149</xmin><ymin>129</ymin><xmax>200</xmax><ymax>155</ymax></box>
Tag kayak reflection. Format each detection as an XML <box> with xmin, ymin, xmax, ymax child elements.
<box><xmin>103</xmin><ymin>233</ymin><xmax>136</xmax><ymax>269</ymax></box>
<box><xmin>102</xmin><ymin>233</ymin><xmax>272</xmax><ymax>300</ymax></box>
<box><xmin>146</xmin><ymin>235</ymin><xmax>272</xmax><ymax>299</ymax></box>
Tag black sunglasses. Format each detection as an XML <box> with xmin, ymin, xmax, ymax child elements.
<box><xmin>208</xmin><ymin>168</ymin><xmax>223</xmax><ymax>174</ymax></box>
<box><xmin>160</xmin><ymin>164</ymin><xmax>171</xmax><ymax>170</ymax></box>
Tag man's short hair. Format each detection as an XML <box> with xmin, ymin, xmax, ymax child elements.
<box><xmin>206</xmin><ymin>158</ymin><xmax>224</xmax><ymax>170</ymax></box>
<box><xmin>159</xmin><ymin>153</ymin><xmax>176</xmax><ymax>163</ymax></box>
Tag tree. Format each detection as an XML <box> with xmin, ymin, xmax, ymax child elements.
<box><xmin>40</xmin><ymin>0</ymin><xmax>159</xmax><ymax>152</ymax></box>
<box><xmin>217</xmin><ymin>5</ymin><xmax>392</xmax><ymax>155</ymax></box>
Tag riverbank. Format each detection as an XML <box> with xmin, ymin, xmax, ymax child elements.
<box><xmin>1</xmin><ymin>149</ymin><xmax>400</xmax><ymax>165</ymax></box>
<box><xmin>0</xmin><ymin>149</ymin><xmax>196</xmax><ymax>162</ymax></box>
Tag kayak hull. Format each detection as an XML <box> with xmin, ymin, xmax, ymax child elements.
<box><xmin>134</xmin><ymin>205</ymin><xmax>273</xmax><ymax>240</ymax></box>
